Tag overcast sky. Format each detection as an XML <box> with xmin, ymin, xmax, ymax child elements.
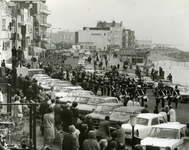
<box><xmin>46</xmin><ymin>0</ymin><xmax>189</xmax><ymax>51</ymax></box>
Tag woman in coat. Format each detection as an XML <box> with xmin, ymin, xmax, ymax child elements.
<box><xmin>43</xmin><ymin>107</ymin><xmax>55</xmax><ymax>149</ymax></box>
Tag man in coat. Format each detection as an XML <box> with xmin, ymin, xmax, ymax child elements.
<box><xmin>62</xmin><ymin>125</ymin><xmax>78</xmax><ymax>150</ymax></box>
<box><xmin>61</xmin><ymin>102</ymin><xmax>73</xmax><ymax>132</ymax></box>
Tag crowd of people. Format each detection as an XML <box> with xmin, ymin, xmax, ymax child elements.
<box><xmin>1</xmin><ymin>49</ymin><xmax>189</xmax><ymax>150</ymax></box>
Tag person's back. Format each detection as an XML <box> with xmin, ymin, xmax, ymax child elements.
<box><xmin>62</xmin><ymin>125</ymin><xmax>78</xmax><ymax>150</ymax></box>
<box><xmin>82</xmin><ymin>131</ymin><xmax>100</xmax><ymax>150</ymax></box>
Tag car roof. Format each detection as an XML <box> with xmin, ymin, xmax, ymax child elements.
<box><xmin>43</xmin><ymin>79</ymin><xmax>61</xmax><ymax>81</ymax></box>
<box><xmin>152</xmin><ymin>122</ymin><xmax>186</xmax><ymax>129</ymax></box>
<box><xmin>61</xmin><ymin>86</ymin><xmax>83</xmax><ymax>89</ymax></box>
<box><xmin>137</xmin><ymin>113</ymin><xmax>163</xmax><ymax>119</ymax></box>
<box><xmin>98</xmin><ymin>103</ymin><xmax>123</xmax><ymax>106</ymax></box>
<box><xmin>114</xmin><ymin>106</ymin><xmax>145</xmax><ymax>112</ymax></box>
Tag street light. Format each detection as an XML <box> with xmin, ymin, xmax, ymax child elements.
<box><xmin>130</xmin><ymin>114</ymin><xmax>137</xmax><ymax>150</ymax></box>
<box><xmin>50</xmin><ymin>28</ymin><xmax>61</xmax><ymax>53</ymax></box>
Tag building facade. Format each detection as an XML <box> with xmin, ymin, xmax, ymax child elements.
<box><xmin>122</xmin><ymin>29</ymin><xmax>135</xmax><ymax>48</ymax></box>
<box><xmin>78</xmin><ymin>21</ymin><xmax>123</xmax><ymax>51</ymax></box>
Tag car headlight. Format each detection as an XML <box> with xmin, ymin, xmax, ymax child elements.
<box><xmin>166</xmin><ymin>147</ymin><xmax>171</xmax><ymax>150</ymax></box>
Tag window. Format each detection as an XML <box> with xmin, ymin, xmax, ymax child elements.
<box><xmin>152</xmin><ymin>118</ymin><xmax>159</xmax><ymax>125</ymax></box>
<box><xmin>2</xmin><ymin>19</ymin><xmax>6</xmax><ymax>30</ymax></box>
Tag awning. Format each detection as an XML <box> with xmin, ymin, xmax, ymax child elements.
<box><xmin>42</xmin><ymin>43</ymin><xmax>56</xmax><ymax>50</ymax></box>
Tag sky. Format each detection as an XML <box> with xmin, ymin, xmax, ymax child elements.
<box><xmin>46</xmin><ymin>0</ymin><xmax>189</xmax><ymax>51</ymax></box>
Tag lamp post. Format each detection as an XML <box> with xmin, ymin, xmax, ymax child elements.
<box><xmin>130</xmin><ymin>114</ymin><xmax>137</xmax><ymax>150</ymax></box>
<box><xmin>50</xmin><ymin>28</ymin><xmax>61</xmax><ymax>53</ymax></box>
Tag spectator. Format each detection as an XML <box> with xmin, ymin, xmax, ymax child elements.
<box><xmin>99</xmin><ymin>139</ymin><xmax>108</xmax><ymax>150</ymax></box>
<box><xmin>96</xmin><ymin>116</ymin><xmax>110</xmax><ymax>141</ymax></box>
<box><xmin>61</xmin><ymin>102</ymin><xmax>73</xmax><ymax>132</ymax></box>
<box><xmin>31</xmin><ymin>79</ymin><xmax>39</xmax><ymax>97</ymax></box>
<box><xmin>109</xmin><ymin>141</ymin><xmax>118</xmax><ymax>150</ymax></box>
<box><xmin>83</xmin><ymin>130</ymin><xmax>100</xmax><ymax>150</ymax></box>
<box><xmin>167</xmin><ymin>105</ymin><xmax>176</xmax><ymax>122</ymax></box>
<box><xmin>153</xmin><ymin>105</ymin><xmax>159</xmax><ymax>114</ymax></box>
<box><xmin>49</xmin><ymin>87</ymin><xmax>56</xmax><ymax>100</ymax></box>
<box><xmin>82</xmin><ymin>115</ymin><xmax>94</xmax><ymax>132</ymax></box>
<box><xmin>185</xmin><ymin>123</ymin><xmax>189</xmax><ymax>137</ymax></box>
<box><xmin>53</xmin><ymin>99</ymin><xmax>62</xmax><ymax>130</ymax></box>
<box><xmin>26</xmin><ymin>86</ymin><xmax>34</xmax><ymax>101</ymax></box>
<box><xmin>12</xmin><ymin>96</ymin><xmax>23</xmax><ymax>121</ymax></box>
<box><xmin>115</xmin><ymin>122</ymin><xmax>125</xmax><ymax>146</ymax></box>
<box><xmin>141</xmin><ymin>104</ymin><xmax>149</xmax><ymax>113</ymax></box>
<box><xmin>158</xmin><ymin>108</ymin><xmax>167</xmax><ymax>123</ymax></box>
<box><xmin>43</xmin><ymin>107</ymin><xmax>55</xmax><ymax>149</ymax></box>
<box><xmin>62</xmin><ymin>125</ymin><xmax>78</xmax><ymax>150</ymax></box>
<box><xmin>0</xmin><ymin>88</ymin><xmax>3</xmax><ymax>112</ymax></box>
<box><xmin>106</xmin><ymin>131</ymin><xmax>119</xmax><ymax>150</ymax></box>
<box><xmin>39</xmin><ymin>97</ymin><xmax>50</xmax><ymax>135</ymax></box>
<box><xmin>79</xmin><ymin>124</ymin><xmax>89</xmax><ymax>150</ymax></box>
<box><xmin>71</xmin><ymin>102</ymin><xmax>79</xmax><ymax>126</ymax></box>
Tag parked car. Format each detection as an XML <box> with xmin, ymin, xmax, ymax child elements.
<box><xmin>143</xmin><ymin>76</ymin><xmax>155</xmax><ymax>88</ymax></box>
<box><xmin>139</xmin><ymin>122</ymin><xmax>187</xmax><ymax>150</ymax></box>
<box><xmin>59</xmin><ymin>90</ymin><xmax>95</xmax><ymax>103</ymax></box>
<box><xmin>86</xmin><ymin>103</ymin><xmax>123</xmax><ymax>129</ymax></box>
<box><xmin>122</xmin><ymin>113</ymin><xmax>165</xmax><ymax>141</ymax></box>
<box><xmin>109</xmin><ymin>106</ymin><xmax>144</xmax><ymax>131</ymax></box>
<box><xmin>35</xmin><ymin>76</ymin><xmax>52</xmax><ymax>85</ymax></box>
<box><xmin>77</xmin><ymin>96</ymin><xmax>120</xmax><ymax>118</ymax></box>
<box><xmin>32</xmin><ymin>74</ymin><xmax>49</xmax><ymax>80</ymax></box>
<box><xmin>55</xmin><ymin>86</ymin><xmax>83</xmax><ymax>98</ymax></box>
<box><xmin>178</xmin><ymin>85</ymin><xmax>189</xmax><ymax>103</ymax></box>
<box><xmin>28</xmin><ymin>69</ymin><xmax>46</xmax><ymax>77</ymax></box>
<box><xmin>40</xmin><ymin>79</ymin><xmax>61</xmax><ymax>90</ymax></box>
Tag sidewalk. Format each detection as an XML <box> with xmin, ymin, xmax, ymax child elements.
<box><xmin>1</xmin><ymin>94</ymin><xmax>61</xmax><ymax>150</ymax></box>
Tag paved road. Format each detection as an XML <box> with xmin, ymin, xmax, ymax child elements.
<box><xmin>146</xmin><ymin>88</ymin><xmax>189</xmax><ymax>124</ymax></box>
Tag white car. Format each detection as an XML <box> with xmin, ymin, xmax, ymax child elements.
<box><xmin>55</xmin><ymin>86</ymin><xmax>84</xmax><ymax>98</ymax></box>
<box><xmin>122</xmin><ymin>113</ymin><xmax>165</xmax><ymax>141</ymax></box>
<box><xmin>139</xmin><ymin>122</ymin><xmax>187</xmax><ymax>150</ymax></box>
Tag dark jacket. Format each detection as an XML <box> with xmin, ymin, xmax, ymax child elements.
<box><xmin>61</xmin><ymin>108</ymin><xmax>73</xmax><ymax>132</ymax></box>
<box><xmin>53</xmin><ymin>104</ymin><xmax>62</xmax><ymax>125</ymax></box>
<box><xmin>62</xmin><ymin>133</ymin><xmax>78</xmax><ymax>150</ymax></box>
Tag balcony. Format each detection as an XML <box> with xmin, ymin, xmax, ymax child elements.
<box><xmin>40</xmin><ymin>9</ymin><xmax>51</xmax><ymax>15</ymax></box>
<box><xmin>40</xmin><ymin>22</ymin><xmax>51</xmax><ymax>28</ymax></box>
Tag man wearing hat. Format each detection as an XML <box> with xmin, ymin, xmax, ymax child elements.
<box><xmin>61</xmin><ymin>102</ymin><xmax>73</xmax><ymax>132</ymax></box>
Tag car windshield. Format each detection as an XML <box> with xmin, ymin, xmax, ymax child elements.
<box><xmin>94</xmin><ymin>106</ymin><xmax>114</xmax><ymax>115</ymax></box>
<box><xmin>60</xmin><ymin>88</ymin><xmax>73</xmax><ymax>92</ymax></box>
<box><xmin>136</xmin><ymin>117</ymin><xmax>149</xmax><ymax>125</ymax></box>
<box><xmin>111</xmin><ymin>111</ymin><xmax>131</xmax><ymax>117</ymax></box>
<box><xmin>88</xmin><ymin>98</ymin><xmax>105</xmax><ymax>105</ymax></box>
<box><xmin>54</xmin><ymin>85</ymin><xmax>65</xmax><ymax>92</ymax></box>
<box><xmin>148</xmin><ymin>128</ymin><xmax>178</xmax><ymax>139</ymax></box>
<box><xmin>75</xmin><ymin>98</ymin><xmax>89</xmax><ymax>104</ymax></box>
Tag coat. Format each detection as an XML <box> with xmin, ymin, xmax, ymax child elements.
<box><xmin>61</xmin><ymin>108</ymin><xmax>73</xmax><ymax>132</ymax></box>
<box><xmin>96</xmin><ymin>120</ymin><xmax>110</xmax><ymax>139</ymax></box>
<box><xmin>62</xmin><ymin>133</ymin><xmax>78</xmax><ymax>150</ymax></box>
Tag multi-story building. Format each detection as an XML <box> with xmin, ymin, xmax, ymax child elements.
<box><xmin>10</xmin><ymin>0</ymin><xmax>51</xmax><ymax>59</ymax></box>
<box><xmin>122</xmin><ymin>29</ymin><xmax>135</xmax><ymax>48</ymax></box>
<box><xmin>78</xmin><ymin>21</ymin><xmax>123</xmax><ymax>51</ymax></box>
<box><xmin>0</xmin><ymin>0</ymin><xmax>12</xmax><ymax>63</ymax></box>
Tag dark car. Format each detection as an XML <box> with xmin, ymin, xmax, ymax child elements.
<box><xmin>109</xmin><ymin>106</ymin><xmax>144</xmax><ymax>131</ymax></box>
<box><xmin>86</xmin><ymin>103</ymin><xmax>123</xmax><ymax>129</ymax></box>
